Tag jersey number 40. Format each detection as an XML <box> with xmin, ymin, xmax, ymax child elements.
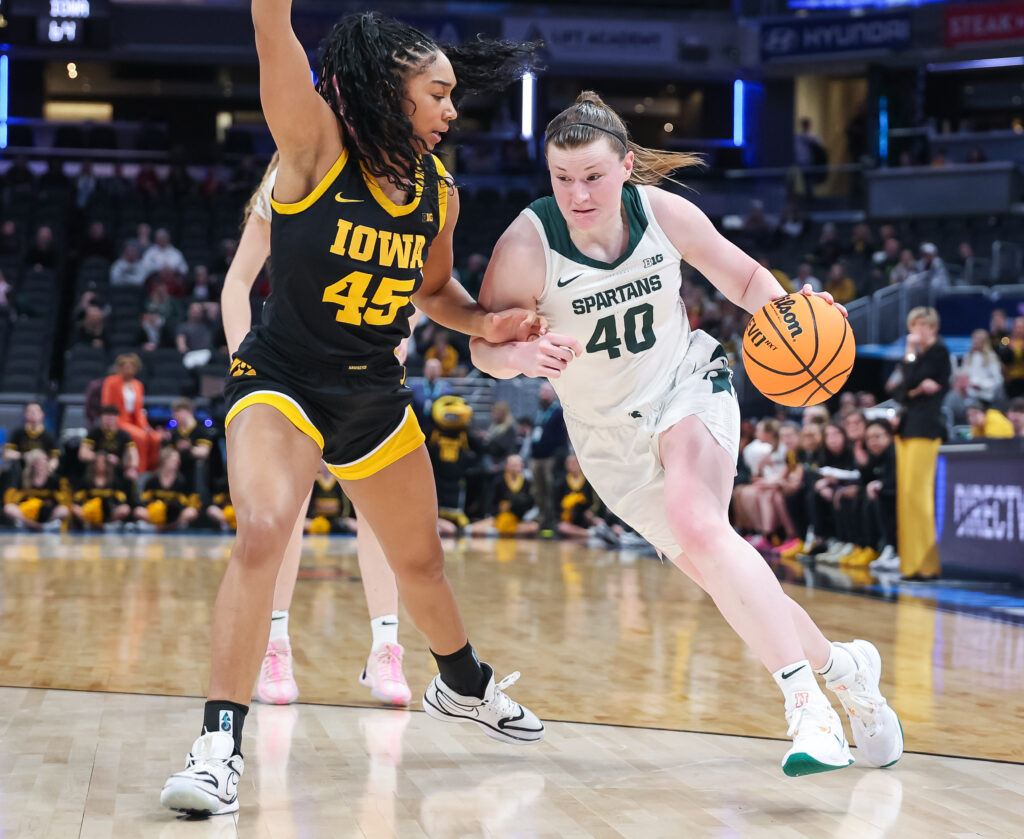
<box><xmin>585</xmin><ymin>303</ymin><xmax>656</xmax><ymax>359</ymax></box>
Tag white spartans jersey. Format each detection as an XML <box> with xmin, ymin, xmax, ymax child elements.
<box><xmin>524</xmin><ymin>184</ymin><xmax>693</xmax><ymax>425</ymax></box>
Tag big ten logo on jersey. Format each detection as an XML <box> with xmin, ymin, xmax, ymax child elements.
<box><xmin>323</xmin><ymin>219</ymin><xmax>425</xmax><ymax>327</ymax></box>
<box><xmin>642</xmin><ymin>253</ymin><xmax>664</xmax><ymax>269</ymax></box>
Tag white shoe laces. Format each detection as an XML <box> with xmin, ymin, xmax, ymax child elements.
<box><xmin>786</xmin><ymin>701</ymin><xmax>835</xmax><ymax>739</ymax></box>
<box><xmin>372</xmin><ymin>644</ymin><xmax>406</xmax><ymax>686</ymax></box>
<box><xmin>488</xmin><ymin>671</ymin><xmax>522</xmax><ymax>716</ymax></box>
<box><xmin>262</xmin><ymin>645</ymin><xmax>294</xmax><ymax>683</ymax></box>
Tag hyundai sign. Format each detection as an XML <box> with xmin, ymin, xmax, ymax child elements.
<box><xmin>761</xmin><ymin>12</ymin><xmax>912</xmax><ymax>60</ymax></box>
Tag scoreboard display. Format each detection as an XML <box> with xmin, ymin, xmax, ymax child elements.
<box><xmin>2</xmin><ymin>0</ymin><xmax>109</xmax><ymax>47</ymax></box>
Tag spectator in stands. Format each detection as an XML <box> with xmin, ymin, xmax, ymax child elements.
<box><xmin>870</xmin><ymin>237</ymin><xmax>901</xmax><ymax>291</ymax></box>
<box><xmin>888</xmin><ymin>248</ymin><xmax>917</xmax><ymax>286</ymax></box>
<box><xmin>989</xmin><ymin>309</ymin><xmax>1010</xmax><ymax>352</ymax></box>
<box><xmin>80</xmin><ymin>221</ymin><xmax>116</xmax><ymax>262</ymax></box>
<box><xmin>410</xmin><ymin>358</ymin><xmax>452</xmax><ymax>427</ymax></box>
<box><xmin>813</xmin><ymin>223</ymin><xmax>842</xmax><ymax>268</ymax></box>
<box><xmin>140</xmin><ymin>228</ymin><xmax>188</xmax><ymax>280</ymax></box>
<box><xmin>134</xmin><ymin>447</ymin><xmax>199</xmax><ymax>531</ymax></box>
<box><xmin>1007</xmin><ymin>397</ymin><xmax>1024</xmax><ymax>437</ymax></box>
<box><xmin>930</xmin><ymin>147</ymin><xmax>949</xmax><ymax>167</ymax></box>
<box><xmin>24</xmin><ymin>225</ymin><xmax>57</xmax><ymax>271</ymax></box>
<box><xmin>998</xmin><ymin>316</ymin><xmax>1024</xmax><ymax>398</ymax></box>
<box><xmin>460</xmin><ymin>253</ymin><xmax>488</xmax><ymax>299</ymax></box>
<box><xmin>892</xmin><ymin>306</ymin><xmax>950</xmax><ymax>580</ymax></box>
<box><xmin>4</xmin><ymin>403</ymin><xmax>59</xmax><ymax>473</ymax></box>
<box><xmin>424</xmin><ymin>328</ymin><xmax>463</xmax><ymax>376</ymax></box>
<box><xmin>836</xmin><ymin>391</ymin><xmax>858</xmax><ymax>422</ymax></box>
<box><xmin>136</xmin><ymin>304</ymin><xmax>174</xmax><ymax>352</ymax></box>
<box><xmin>200</xmin><ymin>167</ymin><xmax>221</xmax><ymax>201</ymax></box>
<box><xmin>794</xmin><ymin>117</ymin><xmax>827</xmax><ymax>179</ymax></box>
<box><xmin>304</xmin><ymin>463</ymin><xmax>358</xmax><ymax>535</ymax></box>
<box><xmin>164</xmin><ymin>398</ymin><xmax>213</xmax><ymax>492</ymax></box>
<box><xmin>167</xmin><ymin>163</ymin><xmax>195</xmax><ymax>202</ymax></box>
<box><xmin>848</xmin><ymin>223</ymin><xmax>874</xmax><ymax>265</ymax></box>
<box><xmin>733</xmin><ymin>419</ymin><xmax>795</xmax><ymax>553</ymax></box>
<box><xmin>530</xmin><ymin>382</ymin><xmax>568</xmax><ymax>532</ymax></box>
<box><xmin>780</xmin><ymin>423</ymin><xmax>823</xmax><ymax>556</ymax></box>
<box><xmin>794</xmin><ymin>263</ymin><xmax>821</xmax><ymax>293</ymax></box>
<box><xmin>70</xmin><ymin>455</ymin><xmax>133</xmax><ymax>532</ymax></box>
<box><xmin>176</xmin><ymin>301</ymin><xmax>215</xmax><ymax>366</ymax></box>
<box><xmin>858</xmin><ymin>392</ymin><xmax>878</xmax><ymax>410</ymax></box>
<box><xmin>0</xmin><ymin>220</ymin><xmax>22</xmax><ymax>256</ymax></box>
<box><xmin>965</xmin><ymin>399</ymin><xmax>1015</xmax><ymax>439</ymax></box>
<box><xmin>210</xmin><ymin>238</ymin><xmax>238</xmax><ymax>278</ymax></box>
<box><xmin>824</xmin><ymin>263</ymin><xmax>857</xmax><ymax>304</ymax></box>
<box><xmin>742</xmin><ymin>200</ymin><xmax>776</xmax><ymax>251</ymax></box>
<box><xmin>909</xmin><ymin>243</ymin><xmax>949</xmax><ymax>290</ymax></box>
<box><xmin>805</xmin><ymin>423</ymin><xmax>858</xmax><ymax>561</ymax></box>
<box><xmin>78</xmin><ymin>404</ymin><xmax>139</xmax><ymax>483</ymax></box>
<box><xmin>469</xmin><ymin>454</ymin><xmax>539</xmax><ymax>537</ymax></box>
<box><xmin>70</xmin><ymin>301</ymin><xmax>109</xmax><ymax>350</ymax></box>
<box><xmin>843</xmin><ymin>409</ymin><xmax>870</xmax><ymax>469</ymax></box>
<box><xmin>957</xmin><ymin>329</ymin><xmax>1005</xmax><ymax>403</ymax></box>
<box><xmin>0</xmin><ymin>269</ymin><xmax>14</xmax><ymax>321</ymax></box>
<box><xmin>965</xmin><ymin>145</ymin><xmax>988</xmax><ymax>163</ymax></box>
<box><xmin>861</xmin><ymin>419</ymin><xmax>899</xmax><ymax>573</ymax></box>
<box><xmin>189</xmin><ymin>265</ymin><xmax>214</xmax><ymax>302</ymax></box>
<box><xmin>555</xmin><ymin>453</ymin><xmax>619</xmax><ymax>544</ymax></box>
<box><xmin>135</xmin><ymin>223</ymin><xmax>153</xmax><ymax>252</ymax></box>
<box><xmin>75</xmin><ymin>161</ymin><xmax>97</xmax><ymax>209</ymax></box>
<box><xmin>777</xmin><ymin>202</ymin><xmax>806</xmax><ymax>239</ymax></box>
<box><xmin>110</xmin><ymin>241</ymin><xmax>146</xmax><ymax>287</ymax></box>
<box><xmin>146</xmin><ymin>277</ymin><xmax>184</xmax><ymax>327</ymax></box>
<box><xmin>2</xmin><ymin>450</ymin><xmax>69</xmax><ymax>533</ymax></box>
<box><xmin>802</xmin><ymin>404</ymin><xmax>831</xmax><ymax>429</ymax></box>
<box><xmin>101</xmin><ymin>353</ymin><xmax>161</xmax><ymax>472</ymax></box>
<box><xmin>5</xmin><ymin>156</ymin><xmax>35</xmax><ymax>196</ymax></box>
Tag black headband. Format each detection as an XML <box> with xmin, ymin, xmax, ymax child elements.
<box><xmin>553</xmin><ymin>121</ymin><xmax>628</xmax><ymax>151</ymax></box>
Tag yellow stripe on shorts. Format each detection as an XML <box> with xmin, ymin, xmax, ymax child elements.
<box><xmin>225</xmin><ymin>391</ymin><xmax>325</xmax><ymax>451</ymax></box>
<box><xmin>326</xmin><ymin>406</ymin><xmax>424</xmax><ymax>480</ymax></box>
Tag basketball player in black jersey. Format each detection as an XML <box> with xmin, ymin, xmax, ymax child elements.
<box><xmin>161</xmin><ymin>8</ymin><xmax>546</xmax><ymax>817</ymax></box>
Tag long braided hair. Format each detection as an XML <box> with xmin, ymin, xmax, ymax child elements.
<box><xmin>315</xmin><ymin>12</ymin><xmax>537</xmax><ymax>194</ymax></box>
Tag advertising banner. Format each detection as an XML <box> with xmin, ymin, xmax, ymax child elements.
<box><xmin>761</xmin><ymin>12</ymin><xmax>911</xmax><ymax>60</ymax></box>
<box><xmin>503</xmin><ymin>18</ymin><xmax>676</xmax><ymax>67</ymax></box>
<box><xmin>946</xmin><ymin>2</ymin><xmax>1024</xmax><ymax>47</ymax></box>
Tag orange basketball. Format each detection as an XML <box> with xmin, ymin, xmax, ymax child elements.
<box><xmin>742</xmin><ymin>294</ymin><xmax>855</xmax><ymax>407</ymax></box>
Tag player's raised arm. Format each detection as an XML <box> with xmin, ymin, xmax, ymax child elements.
<box><xmin>251</xmin><ymin>0</ymin><xmax>338</xmax><ymax>158</ymax></box>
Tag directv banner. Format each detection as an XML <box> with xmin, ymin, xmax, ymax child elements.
<box><xmin>503</xmin><ymin>18</ymin><xmax>676</xmax><ymax>67</ymax></box>
<box><xmin>938</xmin><ymin>451</ymin><xmax>1024</xmax><ymax>582</ymax></box>
<box><xmin>761</xmin><ymin>12</ymin><xmax>911</xmax><ymax>60</ymax></box>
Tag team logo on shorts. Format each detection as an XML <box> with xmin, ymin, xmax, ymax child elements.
<box><xmin>229</xmin><ymin>359</ymin><xmax>257</xmax><ymax>377</ymax></box>
<box><xmin>703</xmin><ymin>367</ymin><xmax>733</xmax><ymax>395</ymax></box>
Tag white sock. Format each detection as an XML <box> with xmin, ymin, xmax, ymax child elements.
<box><xmin>772</xmin><ymin>660</ymin><xmax>824</xmax><ymax>708</ymax></box>
<box><xmin>371</xmin><ymin>614</ymin><xmax>399</xmax><ymax>649</ymax></box>
<box><xmin>815</xmin><ymin>642</ymin><xmax>857</xmax><ymax>682</ymax></box>
<box><xmin>269</xmin><ymin>609</ymin><xmax>289</xmax><ymax>643</ymax></box>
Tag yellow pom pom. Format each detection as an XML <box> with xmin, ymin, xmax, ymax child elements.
<box><xmin>496</xmin><ymin>511</ymin><xmax>519</xmax><ymax>536</ymax></box>
<box><xmin>82</xmin><ymin>497</ymin><xmax>105</xmax><ymax>526</ymax></box>
<box><xmin>560</xmin><ymin>491</ymin><xmax>588</xmax><ymax>522</ymax></box>
<box><xmin>19</xmin><ymin>497</ymin><xmax>43</xmax><ymax>522</ymax></box>
<box><xmin>309</xmin><ymin>515</ymin><xmax>331</xmax><ymax>535</ymax></box>
<box><xmin>147</xmin><ymin>500</ymin><xmax>167</xmax><ymax>525</ymax></box>
<box><xmin>224</xmin><ymin>505</ymin><xmax>236</xmax><ymax>530</ymax></box>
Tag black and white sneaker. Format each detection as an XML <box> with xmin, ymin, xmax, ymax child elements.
<box><xmin>160</xmin><ymin>731</ymin><xmax>243</xmax><ymax>816</ymax></box>
<box><xmin>422</xmin><ymin>664</ymin><xmax>545</xmax><ymax>744</ymax></box>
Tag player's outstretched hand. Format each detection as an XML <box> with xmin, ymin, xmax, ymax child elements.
<box><xmin>512</xmin><ymin>333</ymin><xmax>583</xmax><ymax>379</ymax></box>
<box><xmin>484</xmin><ymin>309</ymin><xmax>549</xmax><ymax>344</ymax></box>
<box><xmin>795</xmin><ymin>283</ymin><xmax>848</xmax><ymax>318</ymax></box>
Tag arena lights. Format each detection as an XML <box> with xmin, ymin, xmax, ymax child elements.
<box><xmin>926</xmin><ymin>56</ymin><xmax>1024</xmax><ymax>72</ymax></box>
<box><xmin>0</xmin><ymin>53</ymin><xmax>8</xmax><ymax>150</ymax></box>
<box><xmin>878</xmin><ymin>95</ymin><xmax>888</xmax><ymax>161</ymax></box>
<box><xmin>733</xmin><ymin>80</ymin><xmax>744</xmax><ymax>147</ymax></box>
<box><xmin>521</xmin><ymin>71</ymin><xmax>535</xmax><ymax>140</ymax></box>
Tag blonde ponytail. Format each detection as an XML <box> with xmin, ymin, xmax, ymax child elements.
<box><xmin>545</xmin><ymin>91</ymin><xmax>702</xmax><ymax>186</ymax></box>
<box><xmin>242</xmin><ymin>151</ymin><xmax>281</xmax><ymax>227</ymax></box>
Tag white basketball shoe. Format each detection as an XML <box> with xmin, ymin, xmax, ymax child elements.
<box><xmin>160</xmin><ymin>731</ymin><xmax>243</xmax><ymax>816</ymax></box>
<box><xmin>422</xmin><ymin>664</ymin><xmax>545</xmax><ymax>744</ymax></box>
<box><xmin>781</xmin><ymin>694</ymin><xmax>854</xmax><ymax>777</ymax></box>
<box><xmin>825</xmin><ymin>640</ymin><xmax>904</xmax><ymax>768</ymax></box>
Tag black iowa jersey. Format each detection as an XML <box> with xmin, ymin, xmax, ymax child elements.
<box><xmin>262</xmin><ymin>149</ymin><xmax>448</xmax><ymax>363</ymax></box>
<box><xmin>83</xmin><ymin>427</ymin><xmax>135</xmax><ymax>462</ymax></box>
<box><xmin>6</xmin><ymin>426</ymin><xmax>59</xmax><ymax>459</ymax></box>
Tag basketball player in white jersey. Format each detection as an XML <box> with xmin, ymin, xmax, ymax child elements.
<box><xmin>223</xmin><ymin>155</ymin><xmax>413</xmax><ymax>708</ymax></box>
<box><xmin>471</xmin><ymin>91</ymin><xmax>903</xmax><ymax>776</ymax></box>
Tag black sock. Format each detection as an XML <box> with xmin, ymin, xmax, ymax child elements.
<box><xmin>203</xmin><ymin>700</ymin><xmax>248</xmax><ymax>756</ymax></box>
<box><xmin>432</xmin><ymin>641</ymin><xmax>488</xmax><ymax>698</ymax></box>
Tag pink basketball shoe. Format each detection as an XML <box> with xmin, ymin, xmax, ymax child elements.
<box><xmin>256</xmin><ymin>639</ymin><xmax>299</xmax><ymax>705</ymax></box>
<box><xmin>359</xmin><ymin>642</ymin><xmax>412</xmax><ymax>706</ymax></box>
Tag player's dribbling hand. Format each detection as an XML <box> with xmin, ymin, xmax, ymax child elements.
<box><xmin>484</xmin><ymin>309</ymin><xmax>549</xmax><ymax>344</ymax></box>
<box><xmin>796</xmin><ymin>283</ymin><xmax>848</xmax><ymax>318</ymax></box>
<box><xmin>512</xmin><ymin>333</ymin><xmax>583</xmax><ymax>379</ymax></box>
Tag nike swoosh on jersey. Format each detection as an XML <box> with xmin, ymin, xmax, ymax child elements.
<box><xmin>556</xmin><ymin>273</ymin><xmax>583</xmax><ymax>287</ymax></box>
<box><xmin>335</xmin><ymin>193</ymin><xmax>363</xmax><ymax>203</ymax></box>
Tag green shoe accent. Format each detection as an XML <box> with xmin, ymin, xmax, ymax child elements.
<box><xmin>880</xmin><ymin>717</ymin><xmax>904</xmax><ymax>768</ymax></box>
<box><xmin>783</xmin><ymin>752</ymin><xmax>855</xmax><ymax>777</ymax></box>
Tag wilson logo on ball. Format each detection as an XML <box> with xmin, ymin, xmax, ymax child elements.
<box><xmin>771</xmin><ymin>296</ymin><xmax>804</xmax><ymax>339</ymax></box>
